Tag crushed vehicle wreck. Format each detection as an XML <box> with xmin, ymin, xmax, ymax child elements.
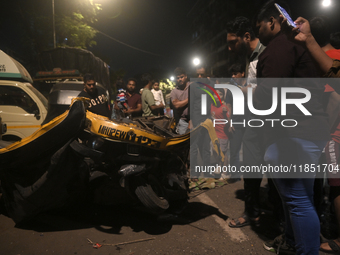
<box><xmin>0</xmin><ymin>98</ymin><xmax>222</xmax><ymax>223</ymax></box>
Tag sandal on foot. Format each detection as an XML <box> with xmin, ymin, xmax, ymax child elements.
<box><xmin>320</xmin><ymin>240</ymin><xmax>340</xmax><ymax>254</ymax></box>
<box><xmin>228</xmin><ymin>214</ymin><xmax>260</xmax><ymax>228</ymax></box>
<box><xmin>228</xmin><ymin>215</ymin><xmax>251</xmax><ymax>228</ymax></box>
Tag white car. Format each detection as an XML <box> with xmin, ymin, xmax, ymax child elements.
<box><xmin>0</xmin><ymin>80</ymin><xmax>48</xmax><ymax>141</ymax></box>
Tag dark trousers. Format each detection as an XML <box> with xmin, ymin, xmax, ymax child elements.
<box><xmin>229</xmin><ymin>127</ymin><xmax>246</xmax><ymax>178</ymax></box>
<box><xmin>242</xmin><ymin>126</ymin><xmax>265</xmax><ymax>218</ymax></box>
<box><xmin>190</xmin><ymin>127</ymin><xmax>211</xmax><ymax>177</ymax></box>
<box><xmin>242</xmin><ymin>126</ymin><xmax>282</xmax><ymax>219</ymax></box>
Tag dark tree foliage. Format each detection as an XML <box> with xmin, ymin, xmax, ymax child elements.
<box><xmin>0</xmin><ymin>0</ymin><xmax>100</xmax><ymax>72</ymax></box>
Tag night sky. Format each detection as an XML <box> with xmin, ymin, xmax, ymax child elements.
<box><xmin>1</xmin><ymin>0</ymin><xmax>340</xmax><ymax>81</ymax></box>
<box><xmin>92</xmin><ymin>0</ymin><xmax>340</xmax><ymax>79</ymax></box>
<box><xmin>91</xmin><ymin>0</ymin><xmax>197</xmax><ymax>79</ymax></box>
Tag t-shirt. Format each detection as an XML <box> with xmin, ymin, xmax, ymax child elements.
<box><xmin>211</xmin><ymin>103</ymin><xmax>229</xmax><ymax>139</ymax></box>
<box><xmin>126</xmin><ymin>92</ymin><xmax>142</xmax><ymax>117</ymax></box>
<box><xmin>170</xmin><ymin>84</ymin><xmax>189</xmax><ymax>122</ymax></box>
<box><xmin>325</xmin><ymin>49</ymin><xmax>340</xmax><ymax>60</ymax></box>
<box><xmin>254</xmin><ymin>32</ymin><xmax>330</xmax><ymax>147</ymax></box>
<box><xmin>141</xmin><ymin>88</ymin><xmax>155</xmax><ymax>116</ymax></box>
<box><xmin>78</xmin><ymin>87</ymin><xmax>110</xmax><ymax>118</ymax></box>
<box><xmin>151</xmin><ymin>89</ymin><xmax>165</xmax><ymax>106</ymax></box>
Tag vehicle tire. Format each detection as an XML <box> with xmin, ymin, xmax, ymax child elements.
<box><xmin>134</xmin><ymin>175</ymin><xmax>169</xmax><ymax>214</ymax></box>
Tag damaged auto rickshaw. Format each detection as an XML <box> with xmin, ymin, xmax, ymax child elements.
<box><xmin>0</xmin><ymin>97</ymin><xmax>223</xmax><ymax>223</ymax></box>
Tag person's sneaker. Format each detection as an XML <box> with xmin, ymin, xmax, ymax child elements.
<box><xmin>263</xmin><ymin>234</ymin><xmax>296</xmax><ymax>254</ymax></box>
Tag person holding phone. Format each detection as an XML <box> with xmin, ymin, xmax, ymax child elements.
<box><xmin>254</xmin><ymin>1</ymin><xmax>330</xmax><ymax>254</ymax></box>
<box><xmin>284</xmin><ymin>17</ymin><xmax>340</xmax><ymax>78</ymax></box>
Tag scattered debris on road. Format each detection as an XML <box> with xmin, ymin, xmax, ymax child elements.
<box><xmin>87</xmin><ymin>237</ymin><xmax>155</xmax><ymax>249</ymax></box>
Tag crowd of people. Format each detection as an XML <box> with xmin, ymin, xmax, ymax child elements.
<box><xmin>79</xmin><ymin>73</ymin><xmax>168</xmax><ymax>120</ymax></box>
<box><xmin>78</xmin><ymin>0</ymin><xmax>340</xmax><ymax>254</ymax></box>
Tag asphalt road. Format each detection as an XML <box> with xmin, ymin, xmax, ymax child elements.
<box><xmin>0</xmin><ymin>178</ymin><xmax>331</xmax><ymax>255</ymax></box>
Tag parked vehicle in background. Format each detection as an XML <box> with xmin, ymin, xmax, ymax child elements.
<box><xmin>32</xmin><ymin>47</ymin><xmax>112</xmax><ymax>124</ymax></box>
<box><xmin>34</xmin><ymin>47</ymin><xmax>111</xmax><ymax>98</ymax></box>
<box><xmin>42</xmin><ymin>80</ymin><xmax>109</xmax><ymax>124</ymax></box>
<box><xmin>0</xmin><ymin>50</ymin><xmax>48</xmax><ymax>141</ymax></box>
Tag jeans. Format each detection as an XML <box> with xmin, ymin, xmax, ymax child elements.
<box><xmin>264</xmin><ymin>137</ymin><xmax>327</xmax><ymax>255</ymax></box>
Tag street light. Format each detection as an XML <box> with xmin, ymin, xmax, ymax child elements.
<box><xmin>170</xmin><ymin>76</ymin><xmax>174</xmax><ymax>81</ymax></box>
<box><xmin>193</xmin><ymin>58</ymin><xmax>200</xmax><ymax>66</ymax></box>
<box><xmin>52</xmin><ymin>0</ymin><xmax>56</xmax><ymax>48</ymax></box>
<box><xmin>322</xmin><ymin>0</ymin><xmax>331</xmax><ymax>7</ymax></box>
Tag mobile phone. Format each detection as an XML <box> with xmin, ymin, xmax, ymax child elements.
<box><xmin>275</xmin><ymin>3</ymin><xmax>296</xmax><ymax>28</ymax></box>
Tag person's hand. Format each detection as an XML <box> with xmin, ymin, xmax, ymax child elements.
<box><xmin>293</xmin><ymin>17</ymin><xmax>312</xmax><ymax>44</ymax></box>
<box><xmin>228</xmin><ymin>126</ymin><xmax>235</xmax><ymax>134</ymax></box>
<box><xmin>280</xmin><ymin>15</ymin><xmax>312</xmax><ymax>46</ymax></box>
<box><xmin>188</xmin><ymin>120</ymin><xmax>192</xmax><ymax>130</ymax></box>
<box><xmin>114</xmin><ymin>102</ymin><xmax>119</xmax><ymax>110</ymax></box>
<box><xmin>280</xmin><ymin>15</ymin><xmax>300</xmax><ymax>42</ymax></box>
<box><xmin>125</xmin><ymin>108</ymin><xmax>134</xmax><ymax>114</ymax></box>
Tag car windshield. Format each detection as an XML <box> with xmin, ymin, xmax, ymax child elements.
<box><xmin>27</xmin><ymin>85</ymin><xmax>48</xmax><ymax>110</ymax></box>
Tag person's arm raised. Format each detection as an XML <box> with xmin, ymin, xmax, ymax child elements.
<box><xmin>280</xmin><ymin>16</ymin><xmax>333</xmax><ymax>74</ymax></box>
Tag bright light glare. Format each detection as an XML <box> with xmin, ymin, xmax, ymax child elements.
<box><xmin>193</xmin><ymin>58</ymin><xmax>200</xmax><ymax>66</ymax></box>
<box><xmin>170</xmin><ymin>76</ymin><xmax>174</xmax><ymax>81</ymax></box>
<box><xmin>322</xmin><ymin>0</ymin><xmax>331</xmax><ymax>7</ymax></box>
